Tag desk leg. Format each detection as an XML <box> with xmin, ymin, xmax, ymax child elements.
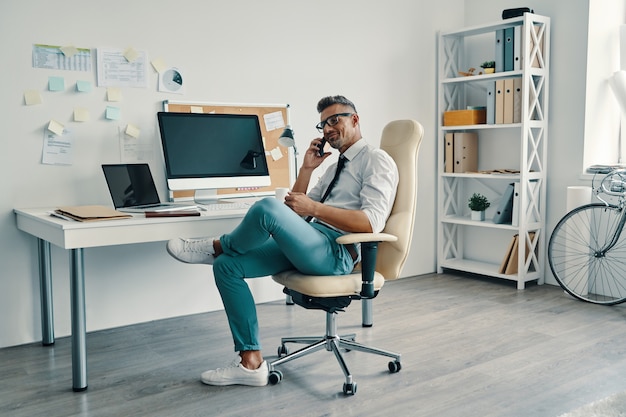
<box><xmin>70</xmin><ymin>248</ymin><xmax>88</xmax><ymax>392</ymax></box>
<box><xmin>37</xmin><ymin>239</ymin><xmax>55</xmax><ymax>346</ymax></box>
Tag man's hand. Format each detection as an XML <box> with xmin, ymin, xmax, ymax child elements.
<box><xmin>301</xmin><ymin>137</ymin><xmax>330</xmax><ymax>170</ymax></box>
<box><xmin>284</xmin><ymin>191</ymin><xmax>316</xmax><ymax>217</ymax></box>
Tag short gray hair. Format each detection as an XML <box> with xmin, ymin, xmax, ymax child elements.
<box><xmin>316</xmin><ymin>95</ymin><xmax>358</xmax><ymax>114</ymax></box>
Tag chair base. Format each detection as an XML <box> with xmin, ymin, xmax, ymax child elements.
<box><xmin>268</xmin><ymin>311</ymin><xmax>401</xmax><ymax>395</ymax></box>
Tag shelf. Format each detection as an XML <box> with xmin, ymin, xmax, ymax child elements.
<box><xmin>443</xmin><ymin>70</ymin><xmax>523</xmax><ymax>84</ymax></box>
<box><xmin>440</xmin><ymin>258</ymin><xmax>541</xmax><ymax>284</ymax></box>
<box><xmin>437</xmin><ymin>13</ymin><xmax>550</xmax><ymax>289</ymax></box>
<box><xmin>441</xmin><ymin>215</ymin><xmax>541</xmax><ymax>229</ymax></box>
<box><xmin>441</xmin><ymin>123</ymin><xmax>521</xmax><ymax>130</ymax></box>
<box><xmin>441</xmin><ymin>173</ymin><xmax>519</xmax><ymax>180</ymax></box>
<box><xmin>440</xmin><ymin>15</ymin><xmax>525</xmax><ymax>37</ymax></box>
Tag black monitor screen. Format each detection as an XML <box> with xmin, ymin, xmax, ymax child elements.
<box><xmin>157</xmin><ymin>112</ymin><xmax>269</xmax><ymax>189</ymax></box>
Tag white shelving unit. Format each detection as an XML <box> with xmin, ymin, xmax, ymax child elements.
<box><xmin>436</xmin><ymin>13</ymin><xmax>550</xmax><ymax>289</ymax></box>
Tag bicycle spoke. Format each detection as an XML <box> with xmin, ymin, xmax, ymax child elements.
<box><xmin>548</xmin><ymin>204</ymin><xmax>626</xmax><ymax>305</ymax></box>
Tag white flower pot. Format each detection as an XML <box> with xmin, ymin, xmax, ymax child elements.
<box><xmin>471</xmin><ymin>210</ymin><xmax>485</xmax><ymax>221</ymax></box>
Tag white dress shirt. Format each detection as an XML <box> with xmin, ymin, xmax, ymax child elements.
<box><xmin>307</xmin><ymin>138</ymin><xmax>399</xmax><ymax>233</ymax></box>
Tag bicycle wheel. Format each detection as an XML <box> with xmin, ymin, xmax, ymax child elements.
<box><xmin>548</xmin><ymin>203</ymin><xmax>626</xmax><ymax>305</ymax></box>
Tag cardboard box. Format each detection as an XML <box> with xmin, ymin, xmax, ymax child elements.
<box><xmin>443</xmin><ymin>109</ymin><xmax>487</xmax><ymax>126</ymax></box>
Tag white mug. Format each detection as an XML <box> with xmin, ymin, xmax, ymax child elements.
<box><xmin>275</xmin><ymin>187</ymin><xmax>289</xmax><ymax>202</ymax></box>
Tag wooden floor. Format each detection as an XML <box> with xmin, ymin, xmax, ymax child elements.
<box><xmin>3</xmin><ymin>272</ymin><xmax>626</xmax><ymax>417</ymax></box>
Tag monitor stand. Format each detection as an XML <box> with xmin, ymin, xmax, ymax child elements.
<box><xmin>193</xmin><ymin>189</ymin><xmax>219</xmax><ymax>205</ymax></box>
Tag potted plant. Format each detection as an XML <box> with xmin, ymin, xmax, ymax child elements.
<box><xmin>468</xmin><ymin>193</ymin><xmax>490</xmax><ymax>221</ymax></box>
<box><xmin>480</xmin><ymin>60</ymin><xmax>496</xmax><ymax>74</ymax></box>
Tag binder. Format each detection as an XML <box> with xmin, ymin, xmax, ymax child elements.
<box><xmin>453</xmin><ymin>133</ymin><xmax>478</xmax><ymax>173</ymax></box>
<box><xmin>493</xmin><ymin>183</ymin><xmax>514</xmax><ymax>224</ymax></box>
<box><xmin>504</xmin><ymin>232</ymin><xmax>536</xmax><ymax>275</ymax></box>
<box><xmin>512</xmin><ymin>180</ymin><xmax>539</xmax><ymax>226</ymax></box>
<box><xmin>503</xmin><ymin>78</ymin><xmax>514</xmax><ymax>124</ymax></box>
<box><xmin>495</xmin><ymin>79</ymin><xmax>504</xmax><ymax>124</ymax></box>
<box><xmin>444</xmin><ymin>133</ymin><xmax>454</xmax><ymax>173</ymax></box>
<box><xmin>486</xmin><ymin>82</ymin><xmax>496</xmax><ymax>124</ymax></box>
<box><xmin>513</xmin><ymin>25</ymin><xmax>522</xmax><ymax>70</ymax></box>
<box><xmin>513</xmin><ymin>77</ymin><xmax>522</xmax><ymax>123</ymax></box>
<box><xmin>504</xmin><ymin>27</ymin><xmax>514</xmax><ymax>71</ymax></box>
<box><xmin>495</xmin><ymin>29</ymin><xmax>504</xmax><ymax>72</ymax></box>
<box><xmin>499</xmin><ymin>234</ymin><xmax>518</xmax><ymax>274</ymax></box>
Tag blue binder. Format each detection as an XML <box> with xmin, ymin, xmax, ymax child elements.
<box><xmin>493</xmin><ymin>183</ymin><xmax>515</xmax><ymax>224</ymax></box>
<box><xmin>504</xmin><ymin>27</ymin><xmax>514</xmax><ymax>71</ymax></box>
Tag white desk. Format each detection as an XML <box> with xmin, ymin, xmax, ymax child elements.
<box><xmin>14</xmin><ymin>207</ymin><xmax>247</xmax><ymax>392</ymax></box>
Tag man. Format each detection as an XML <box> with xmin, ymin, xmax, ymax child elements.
<box><xmin>166</xmin><ymin>95</ymin><xmax>399</xmax><ymax>386</ymax></box>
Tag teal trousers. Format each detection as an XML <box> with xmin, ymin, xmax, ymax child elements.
<box><xmin>212</xmin><ymin>197</ymin><xmax>355</xmax><ymax>352</ymax></box>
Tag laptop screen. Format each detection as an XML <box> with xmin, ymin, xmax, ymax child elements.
<box><xmin>102</xmin><ymin>164</ymin><xmax>161</xmax><ymax>208</ymax></box>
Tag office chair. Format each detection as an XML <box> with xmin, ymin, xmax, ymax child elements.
<box><xmin>268</xmin><ymin>120</ymin><xmax>423</xmax><ymax>395</ymax></box>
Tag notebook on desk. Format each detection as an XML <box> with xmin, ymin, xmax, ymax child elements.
<box><xmin>102</xmin><ymin>163</ymin><xmax>197</xmax><ymax>213</ymax></box>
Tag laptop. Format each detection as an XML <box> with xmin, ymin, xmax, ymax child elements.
<box><xmin>102</xmin><ymin>163</ymin><xmax>197</xmax><ymax>213</ymax></box>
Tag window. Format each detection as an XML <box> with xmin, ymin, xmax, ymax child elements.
<box><xmin>583</xmin><ymin>0</ymin><xmax>626</xmax><ymax>171</ymax></box>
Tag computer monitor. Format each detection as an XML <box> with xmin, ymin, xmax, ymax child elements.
<box><xmin>157</xmin><ymin>112</ymin><xmax>271</xmax><ymax>202</ymax></box>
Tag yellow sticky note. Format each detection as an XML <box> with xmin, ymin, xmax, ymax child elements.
<box><xmin>123</xmin><ymin>47</ymin><xmax>139</xmax><ymax>62</ymax></box>
<box><xmin>107</xmin><ymin>87</ymin><xmax>122</xmax><ymax>102</ymax></box>
<box><xmin>151</xmin><ymin>57</ymin><xmax>167</xmax><ymax>73</ymax></box>
<box><xmin>125</xmin><ymin>124</ymin><xmax>140</xmax><ymax>138</ymax></box>
<box><xmin>190</xmin><ymin>106</ymin><xmax>204</xmax><ymax>114</ymax></box>
<box><xmin>74</xmin><ymin>108</ymin><xmax>90</xmax><ymax>122</ymax></box>
<box><xmin>24</xmin><ymin>90</ymin><xmax>43</xmax><ymax>105</ymax></box>
<box><xmin>47</xmin><ymin>120</ymin><xmax>65</xmax><ymax>136</ymax></box>
<box><xmin>60</xmin><ymin>45</ymin><xmax>78</xmax><ymax>58</ymax></box>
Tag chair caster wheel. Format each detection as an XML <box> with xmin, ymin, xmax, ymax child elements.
<box><xmin>268</xmin><ymin>370</ymin><xmax>283</xmax><ymax>385</ymax></box>
<box><xmin>388</xmin><ymin>360</ymin><xmax>402</xmax><ymax>373</ymax></box>
<box><xmin>277</xmin><ymin>344</ymin><xmax>289</xmax><ymax>357</ymax></box>
<box><xmin>343</xmin><ymin>382</ymin><xmax>357</xmax><ymax>395</ymax></box>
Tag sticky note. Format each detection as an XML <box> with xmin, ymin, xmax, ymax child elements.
<box><xmin>270</xmin><ymin>147</ymin><xmax>283</xmax><ymax>161</ymax></box>
<box><xmin>123</xmin><ymin>47</ymin><xmax>139</xmax><ymax>62</ymax></box>
<box><xmin>76</xmin><ymin>80</ymin><xmax>92</xmax><ymax>92</ymax></box>
<box><xmin>24</xmin><ymin>90</ymin><xmax>43</xmax><ymax>105</ymax></box>
<box><xmin>125</xmin><ymin>124</ymin><xmax>141</xmax><ymax>138</ymax></box>
<box><xmin>60</xmin><ymin>45</ymin><xmax>78</xmax><ymax>58</ymax></box>
<box><xmin>107</xmin><ymin>87</ymin><xmax>122</xmax><ymax>102</ymax></box>
<box><xmin>151</xmin><ymin>57</ymin><xmax>167</xmax><ymax>73</ymax></box>
<box><xmin>190</xmin><ymin>106</ymin><xmax>204</xmax><ymax>114</ymax></box>
<box><xmin>74</xmin><ymin>108</ymin><xmax>90</xmax><ymax>122</ymax></box>
<box><xmin>105</xmin><ymin>106</ymin><xmax>121</xmax><ymax>120</ymax></box>
<box><xmin>47</xmin><ymin>120</ymin><xmax>65</xmax><ymax>136</ymax></box>
<box><xmin>48</xmin><ymin>76</ymin><xmax>65</xmax><ymax>91</ymax></box>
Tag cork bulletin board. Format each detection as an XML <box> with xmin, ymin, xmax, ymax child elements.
<box><xmin>162</xmin><ymin>100</ymin><xmax>291</xmax><ymax>200</ymax></box>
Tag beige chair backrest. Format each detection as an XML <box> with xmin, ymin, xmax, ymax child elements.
<box><xmin>375</xmin><ymin>120</ymin><xmax>423</xmax><ymax>280</ymax></box>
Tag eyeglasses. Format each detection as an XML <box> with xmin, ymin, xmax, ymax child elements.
<box><xmin>315</xmin><ymin>113</ymin><xmax>354</xmax><ymax>132</ymax></box>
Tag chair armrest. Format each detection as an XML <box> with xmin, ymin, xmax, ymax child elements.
<box><xmin>336</xmin><ymin>233</ymin><xmax>397</xmax><ymax>299</ymax></box>
<box><xmin>336</xmin><ymin>232</ymin><xmax>398</xmax><ymax>245</ymax></box>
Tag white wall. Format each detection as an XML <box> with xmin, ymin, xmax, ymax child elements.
<box><xmin>1</xmin><ymin>0</ymin><xmax>462</xmax><ymax>348</ymax></box>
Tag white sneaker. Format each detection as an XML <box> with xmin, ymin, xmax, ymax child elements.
<box><xmin>166</xmin><ymin>237</ymin><xmax>217</xmax><ymax>264</ymax></box>
<box><xmin>201</xmin><ymin>357</ymin><xmax>268</xmax><ymax>387</ymax></box>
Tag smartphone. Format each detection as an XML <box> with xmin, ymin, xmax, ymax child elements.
<box><xmin>317</xmin><ymin>138</ymin><xmax>326</xmax><ymax>157</ymax></box>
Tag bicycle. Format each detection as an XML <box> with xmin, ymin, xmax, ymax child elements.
<box><xmin>548</xmin><ymin>168</ymin><xmax>626</xmax><ymax>305</ymax></box>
